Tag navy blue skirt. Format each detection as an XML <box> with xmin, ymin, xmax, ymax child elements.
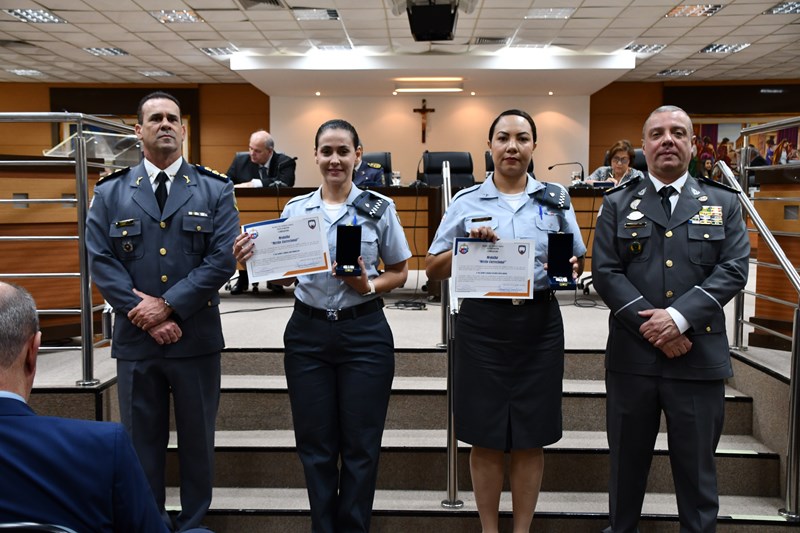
<box><xmin>453</xmin><ymin>296</ymin><xmax>564</xmax><ymax>450</ymax></box>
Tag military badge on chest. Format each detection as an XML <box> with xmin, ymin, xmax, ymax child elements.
<box><xmin>625</xmin><ymin>197</ymin><xmax>646</xmax><ymax>256</ymax></box>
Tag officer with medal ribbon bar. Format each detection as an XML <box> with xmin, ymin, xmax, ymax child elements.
<box><xmin>592</xmin><ymin>105</ymin><xmax>750</xmax><ymax>533</ymax></box>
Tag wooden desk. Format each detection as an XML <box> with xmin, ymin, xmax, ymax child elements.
<box><xmin>749</xmin><ymin>164</ymin><xmax>800</xmax><ymax>350</ymax></box>
<box><xmin>568</xmin><ymin>186</ymin><xmax>605</xmax><ymax>272</ymax></box>
<box><xmin>234</xmin><ymin>186</ymin><xmax>442</xmax><ymax>270</ymax></box>
<box><xmin>0</xmin><ymin>157</ymin><xmax>104</xmax><ymax>341</ymax></box>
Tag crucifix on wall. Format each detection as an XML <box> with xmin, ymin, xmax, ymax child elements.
<box><xmin>413</xmin><ymin>99</ymin><xmax>435</xmax><ymax>143</ymax></box>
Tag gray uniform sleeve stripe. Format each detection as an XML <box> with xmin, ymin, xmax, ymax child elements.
<box><xmin>695</xmin><ymin>285</ymin><xmax>723</xmax><ymax>310</ymax></box>
<box><xmin>614</xmin><ymin>295</ymin><xmax>644</xmax><ymax>316</ymax></box>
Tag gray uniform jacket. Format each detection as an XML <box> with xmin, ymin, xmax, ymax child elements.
<box><xmin>591</xmin><ymin>174</ymin><xmax>749</xmax><ymax>380</ymax></box>
<box><xmin>86</xmin><ymin>159</ymin><xmax>239</xmax><ymax>360</ymax></box>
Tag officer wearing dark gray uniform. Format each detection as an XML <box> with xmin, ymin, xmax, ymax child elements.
<box><xmin>86</xmin><ymin>91</ymin><xmax>239</xmax><ymax>532</ymax></box>
<box><xmin>592</xmin><ymin>105</ymin><xmax>749</xmax><ymax>533</ymax></box>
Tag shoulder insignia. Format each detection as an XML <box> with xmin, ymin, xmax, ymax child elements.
<box><xmin>536</xmin><ymin>182</ymin><xmax>570</xmax><ymax>209</ymax></box>
<box><xmin>367</xmin><ymin>162</ymin><xmax>382</xmax><ymax>169</ymax></box>
<box><xmin>697</xmin><ymin>175</ymin><xmax>738</xmax><ymax>193</ymax></box>
<box><xmin>605</xmin><ymin>174</ymin><xmax>642</xmax><ymax>195</ymax></box>
<box><xmin>97</xmin><ymin>166</ymin><xmax>129</xmax><ymax>184</ymax></box>
<box><xmin>194</xmin><ymin>165</ymin><xmax>229</xmax><ymax>181</ymax></box>
<box><xmin>353</xmin><ymin>190</ymin><xmax>389</xmax><ymax>219</ymax></box>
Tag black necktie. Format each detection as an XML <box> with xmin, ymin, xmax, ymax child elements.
<box><xmin>258</xmin><ymin>166</ymin><xmax>267</xmax><ymax>182</ymax></box>
<box><xmin>155</xmin><ymin>171</ymin><xmax>169</xmax><ymax>212</ymax></box>
<box><xmin>659</xmin><ymin>186</ymin><xmax>675</xmax><ymax>219</ymax></box>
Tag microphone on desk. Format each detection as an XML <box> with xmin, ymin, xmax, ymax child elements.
<box><xmin>548</xmin><ymin>161</ymin><xmax>585</xmax><ymax>183</ymax></box>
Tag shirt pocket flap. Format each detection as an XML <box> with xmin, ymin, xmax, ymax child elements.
<box><xmin>688</xmin><ymin>224</ymin><xmax>725</xmax><ymax>241</ymax></box>
<box><xmin>109</xmin><ymin>219</ymin><xmax>142</xmax><ymax>238</ymax></box>
<box><xmin>183</xmin><ymin>215</ymin><xmax>214</xmax><ymax>234</ymax></box>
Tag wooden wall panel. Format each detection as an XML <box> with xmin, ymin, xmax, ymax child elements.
<box><xmin>589</xmin><ymin>82</ymin><xmax>663</xmax><ymax>170</ymax></box>
<box><xmin>199</xmin><ymin>84</ymin><xmax>269</xmax><ymax>172</ymax></box>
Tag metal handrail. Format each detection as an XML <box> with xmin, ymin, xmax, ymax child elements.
<box><xmin>439</xmin><ymin>160</ymin><xmax>463</xmax><ymax>509</ymax></box>
<box><xmin>0</xmin><ymin>112</ymin><xmax>135</xmax><ymax>387</ymax></box>
<box><xmin>718</xmin><ymin>121</ymin><xmax>800</xmax><ymax>520</ymax></box>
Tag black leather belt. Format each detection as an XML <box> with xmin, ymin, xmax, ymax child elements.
<box><xmin>294</xmin><ymin>298</ymin><xmax>384</xmax><ymax>321</ymax></box>
<box><xmin>478</xmin><ymin>290</ymin><xmax>555</xmax><ymax>305</ymax></box>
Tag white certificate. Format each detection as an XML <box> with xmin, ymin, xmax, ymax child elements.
<box><xmin>242</xmin><ymin>215</ymin><xmax>330</xmax><ymax>282</ymax></box>
<box><xmin>451</xmin><ymin>238</ymin><xmax>535</xmax><ymax>299</ymax></box>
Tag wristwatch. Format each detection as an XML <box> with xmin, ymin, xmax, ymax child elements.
<box><xmin>362</xmin><ymin>279</ymin><xmax>376</xmax><ymax>296</ymax></box>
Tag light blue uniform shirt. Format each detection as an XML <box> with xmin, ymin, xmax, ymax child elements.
<box><xmin>428</xmin><ymin>174</ymin><xmax>586</xmax><ymax>291</ymax></box>
<box><xmin>282</xmin><ymin>185</ymin><xmax>412</xmax><ymax>310</ymax></box>
<box><xmin>0</xmin><ymin>390</ymin><xmax>26</xmax><ymax>403</ymax></box>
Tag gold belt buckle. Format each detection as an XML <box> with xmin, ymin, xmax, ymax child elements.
<box><xmin>511</xmin><ymin>298</ymin><xmax>524</xmax><ymax>306</ymax></box>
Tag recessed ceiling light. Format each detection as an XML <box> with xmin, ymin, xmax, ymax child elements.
<box><xmin>314</xmin><ymin>44</ymin><xmax>352</xmax><ymax>51</ymax></box>
<box><xmin>201</xmin><ymin>45</ymin><xmax>239</xmax><ymax>56</ymax></box>
<box><xmin>525</xmin><ymin>8</ymin><xmax>575</xmax><ymax>19</ymax></box>
<box><xmin>509</xmin><ymin>43</ymin><xmax>550</xmax><ymax>49</ymax></box>
<box><xmin>656</xmin><ymin>68</ymin><xmax>696</xmax><ymax>77</ymax></box>
<box><xmin>6</xmin><ymin>68</ymin><xmax>43</xmax><ymax>76</ymax></box>
<box><xmin>3</xmin><ymin>9</ymin><xmax>67</xmax><ymax>24</ymax></box>
<box><xmin>763</xmin><ymin>2</ymin><xmax>800</xmax><ymax>14</ymax></box>
<box><xmin>665</xmin><ymin>4</ymin><xmax>723</xmax><ymax>17</ymax></box>
<box><xmin>139</xmin><ymin>70</ymin><xmax>174</xmax><ymax>77</ymax></box>
<box><xmin>293</xmin><ymin>8</ymin><xmax>339</xmax><ymax>21</ymax></box>
<box><xmin>395</xmin><ymin>77</ymin><xmax>463</xmax><ymax>82</ymax></box>
<box><xmin>625</xmin><ymin>43</ymin><xmax>666</xmax><ymax>54</ymax></box>
<box><xmin>149</xmin><ymin>10</ymin><xmax>204</xmax><ymax>23</ymax></box>
<box><xmin>394</xmin><ymin>87</ymin><xmax>463</xmax><ymax>93</ymax></box>
<box><xmin>699</xmin><ymin>43</ymin><xmax>751</xmax><ymax>53</ymax></box>
<box><xmin>84</xmin><ymin>47</ymin><xmax>129</xmax><ymax>57</ymax></box>
<box><xmin>315</xmin><ymin>91</ymin><xmax>321</xmax><ymax>96</ymax></box>
<box><xmin>470</xmin><ymin>91</ymin><xmax>476</xmax><ymax>96</ymax></box>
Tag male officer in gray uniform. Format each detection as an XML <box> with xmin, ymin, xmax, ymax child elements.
<box><xmin>86</xmin><ymin>91</ymin><xmax>239</xmax><ymax>532</ymax></box>
<box><xmin>592</xmin><ymin>105</ymin><xmax>749</xmax><ymax>533</ymax></box>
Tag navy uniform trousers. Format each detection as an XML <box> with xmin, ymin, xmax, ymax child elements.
<box><xmin>283</xmin><ymin>305</ymin><xmax>394</xmax><ymax>533</ymax></box>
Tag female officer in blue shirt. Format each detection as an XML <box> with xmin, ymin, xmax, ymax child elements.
<box><xmin>234</xmin><ymin>119</ymin><xmax>411</xmax><ymax>533</ymax></box>
<box><xmin>426</xmin><ymin>109</ymin><xmax>585</xmax><ymax>533</ymax></box>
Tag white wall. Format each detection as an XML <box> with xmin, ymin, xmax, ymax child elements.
<box><xmin>270</xmin><ymin>95</ymin><xmax>590</xmax><ymax>188</ymax></box>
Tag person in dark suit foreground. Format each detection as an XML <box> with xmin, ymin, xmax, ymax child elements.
<box><xmin>226</xmin><ymin>129</ymin><xmax>297</xmax><ymax>294</ymax></box>
<box><xmin>0</xmin><ymin>282</ymin><xmax>214</xmax><ymax>533</ymax></box>
<box><xmin>86</xmin><ymin>91</ymin><xmax>239</xmax><ymax>531</ymax></box>
<box><xmin>592</xmin><ymin>105</ymin><xmax>750</xmax><ymax>532</ymax></box>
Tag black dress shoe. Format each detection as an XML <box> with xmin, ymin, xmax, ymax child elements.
<box><xmin>229</xmin><ymin>280</ymin><xmax>247</xmax><ymax>295</ymax></box>
<box><xmin>267</xmin><ymin>282</ymin><xmax>285</xmax><ymax>293</ymax></box>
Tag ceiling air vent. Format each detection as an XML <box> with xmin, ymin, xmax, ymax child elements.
<box><xmin>236</xmin><ymin>0</ymin><xmax>289</xmax><ymax>9</ymax></box>
<box><xmin>472</xmin><ymin>37</ymin><xmax>509</xmax><ymax>46</ymax></box>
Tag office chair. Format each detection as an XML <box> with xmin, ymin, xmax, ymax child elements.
<box><xmin>484</xmin><ymin>150</ymin><xmax>534</xmax><ymax>175</ymax></box>
<box><xmin>0</xmin><ymin>524</ymin><xmax>78</xmax><ymax>533</ymax></box>
<box><xmin>362</xmin><ymin>151</ymin><xmax>392</xmax><ymax>186</ymax></box>
<box><xmin>417</xmin><ymin>151</ymin><xmax>474</xmax><ymax>188</ymax></box>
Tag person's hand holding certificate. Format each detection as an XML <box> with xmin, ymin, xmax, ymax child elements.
<box><xmin>242</xmin><ymin>215</ymin><xmax>330</xmax><ymax>282</ymax></box>
<box><xmin>451</xmin><ymin>238</ymin><xmax>534</xmax><ymax>299</ymax></box>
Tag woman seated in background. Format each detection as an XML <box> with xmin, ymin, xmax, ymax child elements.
<box><xmin>585</xmin><ymin>139</ymin><xmax>644</xmax><ymax>186</ymax></box>
<box><xmin>700</xmin><ymin>153</ymin><xmax>715</xmax><ymax>179</ymax></box>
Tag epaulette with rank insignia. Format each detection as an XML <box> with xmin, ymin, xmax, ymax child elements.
<box><xmin>536</xmin><ymin>182</ymin><xmax>570</xmax><ymax>210</ymax></box>
<box><xmin>697</xmin><ymin>175</ymin><xmax>738</xmax><ymax>193</ymax></box>
<box><xmin>194</xmin><ymin>165</ymin><xmax>229</xmax><ymax>181</ymax></box>
<box><xmin>605</xmin><ymin>174</ymin><xmax>642</xmax><ymax>195</ymax></box>
<box><xmin>353</xmin><ymin>190</ymin><xmax>389</xmax><ymax>219</ymax></box>
<box><xmin>367</xmin><ymin>162</ymin><xmax>382</xmax><ymax>169</ymax></box>
<box><xmin>97</xmin><ymin>166</ymin><xmax>129</xmax><ymax>184</ymax></box>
